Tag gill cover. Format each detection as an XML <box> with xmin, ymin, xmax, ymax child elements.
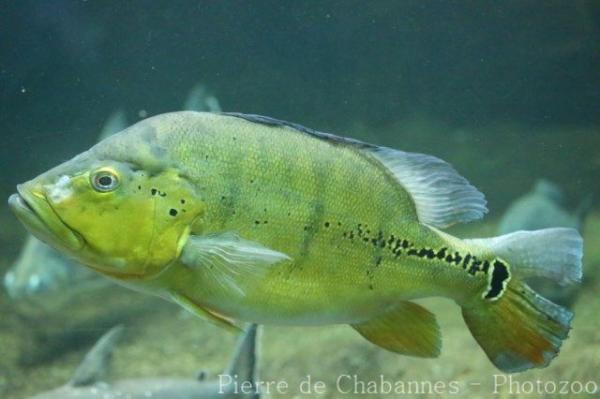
<box><xmin>47</xmin><ymin>163</ymin><xmax>204</xmax><ymax>278</ymax></box>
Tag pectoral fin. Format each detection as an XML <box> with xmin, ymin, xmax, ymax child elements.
<box><xmin>351</xmin><ymin>301</ymin><xmax>441</xmax><ymax>358</ymax></box>
<box><xmin>180</xmin><ymin>233</ymin><xmax>292</xmax><ymax>297</ymax></box>
<box><xmin>170</xmin><ymin>291</ymin><xmax>240</xmax><ymax>332</ymax></box>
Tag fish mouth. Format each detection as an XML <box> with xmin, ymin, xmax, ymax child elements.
<box><xmin>8</xmin><ymin>184</ymin><xmax>84</xmax><ymax>253</ymax></box>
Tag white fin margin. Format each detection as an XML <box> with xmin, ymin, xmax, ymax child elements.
<box><xmin>368</xmin><ymin>148</ymin><xmax>487</xmax><ymax>228</ymax></box>
<box><xmin>466</xmin><ymin>228</ymin><xmax>583</xmax><ymax>285</ymax></box>
<box><xmin>181</xmin><ymin>233</ymin><xmax>291</xmax><ymax>296</ymax></box>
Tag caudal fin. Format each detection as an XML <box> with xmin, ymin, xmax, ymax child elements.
<box><xmin>462</xmin><ymin>228</ymin><xmax>583</xmax><ymax>372</ymax></box>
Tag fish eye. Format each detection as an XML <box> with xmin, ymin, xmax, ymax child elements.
<box><xmin>91</xmin><ymin>169</ymin><xmax>120</xmax><ymax>192</ymax></box>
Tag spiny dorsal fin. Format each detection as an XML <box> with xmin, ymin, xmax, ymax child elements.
<box><xmin>70</xmin><ymin>325</ymin><xmax>124</xmax><ymax>387</ymax></box>
<box><xmin>224</xmin><ymin>112</ymin><xmax>487</xmax><ymax>228</ymax></box>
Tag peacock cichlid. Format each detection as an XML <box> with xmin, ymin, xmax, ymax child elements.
<box><xmin>9</xmin><ymin>111</ymin><xmax>583</xmax><ymax>373</ymax></box>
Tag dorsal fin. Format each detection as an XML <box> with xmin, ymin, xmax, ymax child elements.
<box><xmin>367</xmin><ymin>147</ymin><xmax>487</xmax><ymax>228</ymax></box>
<box><xmin>70</xmin><ymin>325</ymin><xmax>124</xmax><ymax>387</ymax></box>
<box><xmin>224</xmin><ymin>324</ymin><xmax>259</xmax><ymax>399</ymax></box>
<box><xmin>98</xmin><ymin>109</ymin><xmax>128</xmax><ymax>141</ymax></box>
<box><xmin>224</xmin><ymin>112</ymin><xmax>487</xmax><ymax>228</ymax></box>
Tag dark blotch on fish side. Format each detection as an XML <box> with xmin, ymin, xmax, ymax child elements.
<box><xmin>151</xmin><ymin>188</ymin><xmax>158</xmax><ymax>196</ymax></box>
<box><xmin>169</xmin><ymin>209</ymin><xmax>178</xmax><ymax>217</ymax></box>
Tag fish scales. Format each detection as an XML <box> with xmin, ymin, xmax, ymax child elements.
<box><xmin>136</xmin><ymin>113</ymin><xmax>489</xmax><ymax>322</ymax></box>
<box><xmin>10</xmin><ymin>111</ymin><xmax>583</xmax><ymax>372</ymax></box>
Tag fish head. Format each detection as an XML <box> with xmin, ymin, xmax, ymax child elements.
<box><xmin>9</xmin><ymin>116</ymin><xmax>205</xmax><ymax>280</ymax></box>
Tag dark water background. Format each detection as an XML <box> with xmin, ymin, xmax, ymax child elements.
<box><xmin>1</xmin><ymin>1</ymin><xmax>598</xmax><ymax>211</ymax></box>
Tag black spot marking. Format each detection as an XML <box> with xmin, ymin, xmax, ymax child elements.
<box><xmin>436</xmin><ymin>247</ymin><xmax>447</xmax><ymax>259</ymax></box>
<box><xmin>484</xmin><ymin>261</ymin><xmax>510</xmax><ymax>299</ymax></box>
<box><xmin>151</xmin><ymin>188</ymin><xmax>158</xmax><ymax>196</ymax></box>
<box><xmin>482</xmin><ymin>260</ymin><xmax>490</xmax><ymax>273</ymax></box>
<box><xmin>169</xmin><ymin>209</ymin><xmax>178</xmax><ymax>217</ymax></box>
<box><xmin>181</xmin><ymin>199</ymin><xmax>186</xmax><ymax>204</ymax></box>
<box><xmin>255</xmin><ymin>220</ymin><xmax>261</xmax><ymax>225</ymax></box>
<box><xmin>324</xmin><ymin>222</ymin><xmax>330</xmax><ymax>228</ymax></box>
<box><xmin>462</xmin><ymin>254</ymin><xmax>472</xmax><ymax>269</ymax></box>
<box><xmin>138</xmin><ymin>185</ymin><xmax>142</xmax><ymax>190</ymax></box>
<box><xmin>468</xmin><ymin>259</ymin><xmax>481</xmax><ymax>275</ymax></box>
<box><xmin>159</xmin><ymin>191</ymin><xmax>166</xmax><ymax>197</ymax></box>
<box><xmin>453</xmin><ymin>252</ymin><xmax>462</xmax><ymax>265</ymax></box>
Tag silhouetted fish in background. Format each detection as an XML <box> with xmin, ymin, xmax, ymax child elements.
<box><xmin>3</xmin><ymin>109</ymin><xmax>127</xmax><ymax>308</ymax></box>
<box><xmin>30</xmin><ymin>324</ymin><xmax>260</xmax><ymax>399</ymax></box>
<box><xmin>498</xmin><ymin>178</ymin><xmax>592</xmax><ymax>306</ymax></box>
<box><xmin>498</xmin><ymin>179</ymin><xmax>591</xmax><ymax>235</ymax></box>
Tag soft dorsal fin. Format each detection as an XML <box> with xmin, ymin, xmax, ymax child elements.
<box><xmin>367</xmin><ymin>147</ymin><xmax>487</xmax><ymax>228</ymax></box>
<box><xmin>224</xmin><ymin>112</ymin><xmax>487</xmax><ymax>228</ymax></box>
<box><xmin>70</xmin><ymin>325</ymin><xmax>124</xmax><ymax>387</ymax></box>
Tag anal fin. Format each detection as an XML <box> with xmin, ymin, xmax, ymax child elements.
<box><xmin>351</xmin><ymin>301</ymin><xmax>441</xmax><ymax>358</ymax></box>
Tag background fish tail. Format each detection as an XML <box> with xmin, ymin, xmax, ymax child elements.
<box><xmin>461</xmin><ymin>228</ymin><xmax>583</xmax><ymax>372</ymax></box>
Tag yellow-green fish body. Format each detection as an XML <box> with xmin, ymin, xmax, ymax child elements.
<box><xmin>9</xmin><ymin>111</ymin><xmax>583</xmax><ymax>372</ymax></box>
<box><xmin>117</xmin><ymin>114</ymin><xmax>485</xmax><ymax>319</ymax></box>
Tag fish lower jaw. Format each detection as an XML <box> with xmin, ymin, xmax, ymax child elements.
<box><xmin>8</xmin><ymin>192</ymin><xmax>84</xmax><ymax>253</ymax></box>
